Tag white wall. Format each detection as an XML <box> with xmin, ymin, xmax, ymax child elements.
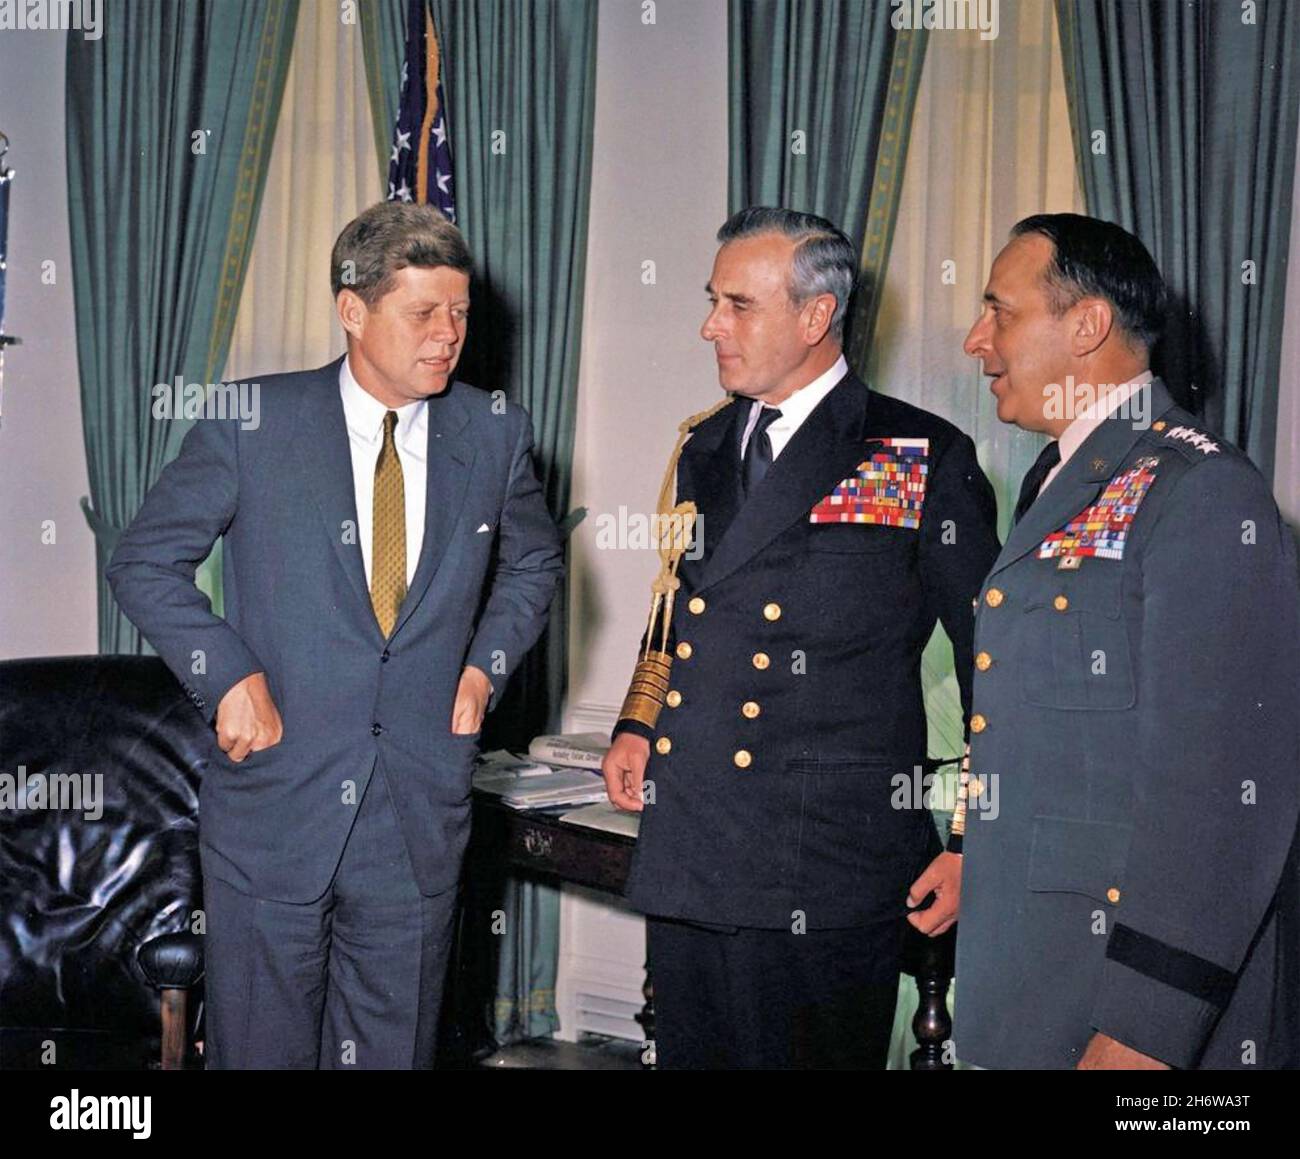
<box><xmin>0</xmin><ymin>28</ymin><xmax>97</xmax><ymax>658</ymax></box>
<box><xmin>564</xmin><ymin>0</ymin><xmax>730</xmax><ymax>738</ymax></box>
<box><xmin>555</xmin><ymin>0</ymin><xmax>729</xmax><ymax>1045</ymax></box>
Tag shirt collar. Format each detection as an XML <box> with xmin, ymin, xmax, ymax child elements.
<box><xmin>745</xmin><ymin>353</ymin><xmax>849</xmax><ymax>427</ymax></box>
<box><xmin>1055</xmin><ymin>372</ymin><xmax>1154</xmax><ymax>470</ymax></box>
<box><xmin>339</xmin><ymin>354</ymin><xmax>427</xmax><ymax>445</ymax></box>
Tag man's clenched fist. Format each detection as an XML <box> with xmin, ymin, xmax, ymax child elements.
<box><xmin>602</xmin><ymin>732</ymin><xmax>650</xmax><ymax>812</ymax></box>
<box><xmin>215</xmin><ymin>672</ymin><xmax>284</xmax><ymax>762</ymax></box>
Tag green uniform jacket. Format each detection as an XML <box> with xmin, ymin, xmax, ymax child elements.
<box><xmin>955</xmin><ymin>379</ymin><xmax>1300</xmax><ymax>1069</ymax></box>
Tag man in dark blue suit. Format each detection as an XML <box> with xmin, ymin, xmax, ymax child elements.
<box><xmin>955</xmin><ymin>213</ymin><xmax>1300</xmax><ymax>1069</ymax></box>
<box><xmin>602</xmin><ymin>207</ymin><xmax>1001</xmax><ymax>1068</ymax></box>
<box><xmin>108</xmin><ymin>202</ymin><xmax>563</xmax><ymax>1068</ymax></box>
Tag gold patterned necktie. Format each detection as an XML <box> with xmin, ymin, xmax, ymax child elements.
<box><xmin>371</xmin><ymin>410</ymin><xmax>406</xmax><ymax>637</ymax></box>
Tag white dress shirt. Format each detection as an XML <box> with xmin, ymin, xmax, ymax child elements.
<box><xmin>738</xmin><ymin>354</ymin><xmax>849</xmax><ymax>460</ymax></box>
<box><xmin>339</xmin><ymin>357</ymin><xmax>427</xmax><ymax>588</ymax></box>
<box><xmin>1039</xmin><ymin>373</ymin><xmax>1154</xmax><ymax>497</ymax></box>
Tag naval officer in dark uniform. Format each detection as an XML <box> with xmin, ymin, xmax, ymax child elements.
<box><xmin>954</xmin><ymin>213</ymin><xmax>1300</xmax><ymax>1069</ymax></box>
<box><xmin>600</xmin><ymin>207</ymin><xmax>1001</xmax><ymax>1068</ymax></box>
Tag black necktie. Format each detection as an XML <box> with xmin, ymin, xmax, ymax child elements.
<box><xmin>1012</xmin><ymin>441</ymin><xmax>1062</xmax><ymax>524</ymax></box>
<box><xmin>741</xmin><ymin>405</ymin><xmax>783</xmax><ymax>496</ymax></box>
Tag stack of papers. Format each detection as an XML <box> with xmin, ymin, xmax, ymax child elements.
<box><xmin>559</xmin><ymin>801</ymin><xmax>640</xmax><ymax>838</ymax></box>
<box><xmin>473</xmin><ymin>749</ymin><xmax>609</xmax><ymax>810</ymax></box>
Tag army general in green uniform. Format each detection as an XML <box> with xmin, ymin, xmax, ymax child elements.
<box><xmin>954</xmin><ymin>214</ymin><xmax>1300</xmax><ymax>1069</ymax></box>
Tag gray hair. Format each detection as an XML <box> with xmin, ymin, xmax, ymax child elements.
<box><xmin>716</xmin><ymin>206</ymin><xmax>856</xmax><ymax>340</ymax></box>
<box><xmin>330</xmin><ymin>201</ymin><xmax>473</xmax><ymax>306</ymax></box>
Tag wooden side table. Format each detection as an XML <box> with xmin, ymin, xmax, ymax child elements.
<box><xmin>442</xmin><ymin>792</ymin><xmax>955</xmax><ymax>1070</ymax></box>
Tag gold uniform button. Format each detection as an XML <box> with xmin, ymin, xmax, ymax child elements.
<box><xmin>734</xmin><ymin>749</ymin><xmax>752</xmax><ymax>769</ymax></box>
<box><xmin>1106</xmin><ymin>887</ymin><xmax>1121</xmax><ymax>904</ymax></box>
<box><xmin>655</xmin><ymin>737</ymin><xmax>672</xmax><ymax>755</ymax></box>
<box><xmin>985</xmin><ymin>588</ymin><xmax>1004</xmax><ymax>608</ymax></box>
<box><xmin>688</xmin><ymin>596</ymin><xmax>706</xmax><ymax>615</ymax></box>
<box><xmin>752</xmin><ymin>652</ymin><xmax>770</xmax><ymax>670</ymax></box>
<box><xmin>1053</xmin><ymin>595</ymin><xmax>1069</xmax><ymax>612</ymax></box>
<box><xmin>676</xmin><ymin>641</ymin><xmax>693</xmax><ymax>660</ymax></box>
<box><xmin>1152</xmin><ymin>421</ymin><xmax>1167</xmax><ymax>432</ymax></box>
<box><xmin>741</xmin><ymin>701</ymin><xmax>761</xmax><ymax>719</ymax></box>
<box><xmin>763</xmin><ymin>602</ymin><xmax>782</xmax><ymax>622</ymax></box>
<box><xmin>970</xmin><ymin>714</ymin><xmax>988</xmax><ymax>734</ymax></box>
<box><xmin>666</xmin><ymin>690</ymin><xmax>682</xmax><ymax>708</ymax></box>
<box><xmin>975</xmin><ymin>651</ymin><xmax>992</xmax><ymax>671</ymax></box>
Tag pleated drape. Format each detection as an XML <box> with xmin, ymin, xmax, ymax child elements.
<box><xmin>1056</xmin><ymin>0</ymin><xmax>1300</xmax><ymax>480</ymax></box>
<box><xmin>67</xmin><ymin>0</ymin><xmax>300</xmax><ymax>651</ymax></box>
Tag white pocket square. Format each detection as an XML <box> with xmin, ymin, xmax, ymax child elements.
<box><xmin>476</xmin><ymin>523</ymin><xmax>491</xmax><ymax>533</ymax></box>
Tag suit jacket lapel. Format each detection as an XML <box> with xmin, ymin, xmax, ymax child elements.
<box><xmin>991</xmin><ymin>379</ymin><xmax>1177</xmax><ymax>574</ymax></box>
<box><xmin>389</xmin><ymin>383</ymin><xmax>475</xmax><ymax>638</ymax></box>
<box><xmin>697</xmin><ymin>373</ymin><xmax>869</xmax><ymax>593</ymax></box>
<box><xmin>294</xmin><ymin>357</ymin><xmax>377</xmax><ymax>632</ymax></box>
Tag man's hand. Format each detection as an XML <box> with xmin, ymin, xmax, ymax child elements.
<box><xmin>906</xmin><ymin>850</ymin><xmax>962</xmax><ymax>936</ymax></box>
<box><xmin>215</xmin><ymin>672</ymin><xmax>284</xmax><ymax>762</ymax></box>
<box><xmin>451</xmin><ymin>665</ymin><xmax>492</xmax><ymax>735</ymax></box>
<box><xmin>601</xmin><ymin>732</ymin><xmax>649</xmax><ymax>812</ymax></box>
<box><xmin>1077</xmin><ymin>1032</ymin><xmax>1170</xmax><ymax>1070</ymax></box>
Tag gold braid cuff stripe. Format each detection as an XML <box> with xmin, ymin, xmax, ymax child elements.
<box><xmin>618</xmin><ymin>651</ymin><xmax>674</xmax><ymax>730</ymax></box>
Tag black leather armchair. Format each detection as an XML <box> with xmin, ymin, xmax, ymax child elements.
<box><xmin>0</xmin><ymin>656</ymin><xmax>209</xmax><ymax>1069</ymax></box>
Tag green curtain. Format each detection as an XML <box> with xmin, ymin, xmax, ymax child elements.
<box><xmin>1056</xmin><ymin>0</ymin><xmax>1300</xmax><ymax>481</ymax></box>
<box><xmin>727</xmin><ymin>0</ymin><xmax>927</xmax><ymax>358</ymax></box>
<box><xmin>67</xmin><ymin>0</ymin><xmax>300</xmax><ymax>652</ymax></box>
<box><xmin>361</xmin><ymin>0</ymin><xmax>597</xmax><ymax>1047</ymax></box>
<box><xmin>359</xmin><ymin>0</ymin><xmax>406</xmax><ymax>188</ymax></box>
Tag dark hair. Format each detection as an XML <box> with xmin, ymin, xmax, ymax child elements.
<box><xmin>717</xmin><ymin>206</ymin><xmax>857</xmax><ymax>340</ymax></box>
<box><xmin>1010</xmin><ymin>213</ymin><xmax>1167</xmax><ymax>351</ymax></box>
<box><xmin>330</xmin><ymin>201</ymin><xmax>473</xmax><ymax>306</ymax></box>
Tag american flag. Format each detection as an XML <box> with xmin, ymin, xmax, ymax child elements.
<box><xmin>386</xmin><ymin>0</ymin><xmax>456</xmax><ymax>222</ymax></box>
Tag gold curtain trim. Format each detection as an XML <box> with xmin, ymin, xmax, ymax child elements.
<box><xmin>846</xmin><ymin>27</ymin><xmax>928</xmax><ymax>377</ymax></box>
<box><xmin>205</xmin><ymin>0</ymin><xmax>298</xmax><ymax>381</ymax></box>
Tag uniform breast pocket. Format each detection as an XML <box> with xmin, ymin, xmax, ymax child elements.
<box><xmin>1018</xmin><ymin>573</ymin><xmax>1135</xmax><ymax>710</ymax></box>
<box><xmin>1027</xmin><ymin>815</ymin><xmax>1132</xmax><ymax>906</ymax></box>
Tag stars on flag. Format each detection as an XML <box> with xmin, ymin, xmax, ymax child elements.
<box><xmin>385</xmin><ymin>0</ymin><xmax>456</xmax><ymax>222</ymax></box>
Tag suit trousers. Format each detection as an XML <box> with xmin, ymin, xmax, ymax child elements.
<box><xmin>201</xmin><ymin>764</ymin><xmax>459</xmax><ymax>1069</ymax></box>
<box><xmin>646</xmin><ymin>915</ymin><xmax>904</xmax><ymax>1069</ymax></box>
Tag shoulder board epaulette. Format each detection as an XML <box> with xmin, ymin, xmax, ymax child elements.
<box><xmin>680</xmin><ymin>393</ymin><xmax>737</xmax><ymax>436</ymax></box>
<box><xmin>1149</xmin><ymin>418</ymin><xmax>1221</xmax><ymax>456</ymax></box>
<box><xmin>656</xmin><ymin>395</ymin><xmax>737</xmax><ymax>514</ymax></box>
